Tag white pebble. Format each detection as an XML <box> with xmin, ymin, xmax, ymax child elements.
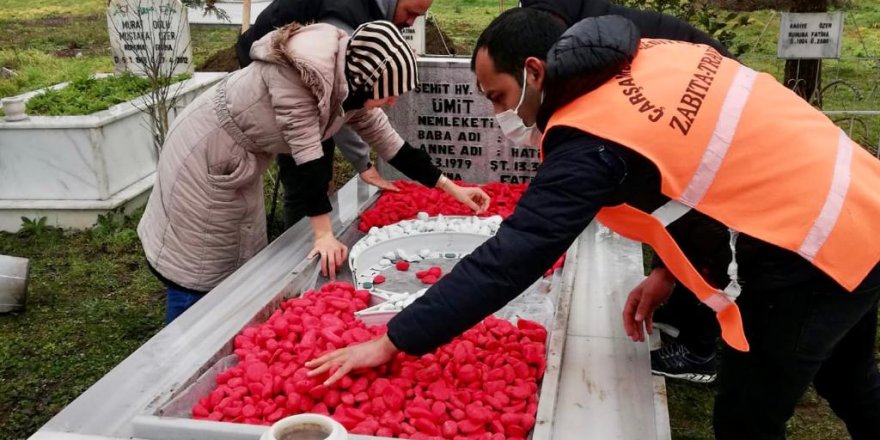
<box><xmin>383</xmin><ymin>251</ymin><xmax>396</xmax><ymax>260</ymax></box>
<box><xmin>369</xmin><ymin>227</ymin><xmax>379</xmax><ymax>235</ymax></box>
<box><xmin>417</xmin><ymin>211</ymin><xmax>429</xmax><ymax>220</ymax></box>
<box><xmin>419</xmin><ymin>248</ymin><xmax>431</xmax><ymax>258</ymax></box>
<box><xmin>379</xmin><ymin>258</ymin><xmax>392</xmax><ymax>266</ymax></box>
<box><xmin>396</xmin><ymin>248</ymin><xmax>409</xmax><ymax>260</ymax></box>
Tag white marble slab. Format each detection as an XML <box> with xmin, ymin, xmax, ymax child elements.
<box><xmin>0</xmin><ymin>73</ymin><xmax>226</xmax><ymax>201</ymax></box>
<box><xmin>568</xmin><ymin>223</ymin><xmax>646</xmax><ymax>339</ymax></box>
<box><xmin>653</xmin><ymin>376</ymin><xmax>672</xmax><ymax>440</ymax></box>
<box><xmin>550</xmin><ymin>222</ymin><xmax>670</xmax><ymax>440</ymax></box>
<box><xmin>0</xmin><ymin>174</ymin><xmax>154</xmax><ymax>232</ymax></box>
<box><xmin>553</xmin><ymin>335</ymin><xmax>661</xmax><ymax>439</ymax></box>
<box><xmin>26</xmin><ymin>201</ymin><xmax>671</xmax><ymax>439</ymax></box>
<box><xmin>0</xmin><ymin>127</ymin><xmax>104</xmax><ymax>199</ymax></box>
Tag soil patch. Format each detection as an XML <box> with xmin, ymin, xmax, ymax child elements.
<box><xmin>197</xmin><ymin>44</ymin><xmax>240</xmax><ymax>72</ymax></box>
<box><xmin>425</xmin><ymin>17</ymin><xmax>463</xmax><ymax>55</ymax></box>
<box><xmin>30</xmin><ymin>16</ymin><xmax>71</xmax><ymax>27</ymax></box>
<box><xmin>197</xmin><ymin>16</ymin><xmax>467</xmax><ymax>71</ymax></box>
<box><xmin>53</xmin><ymin>42</ymin><xmax>82</xmax><ymax>58</ymax></box>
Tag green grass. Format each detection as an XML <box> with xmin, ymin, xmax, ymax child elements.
<box><xmin>25</xmin><ymin>73</ymin><xmax>173</xmax><ymax>116</ymax></box>
<box><xmin>429</xmin><ymin>0</ymin><xmax>510</xmax><ymax>53</ymax></box>
<box><xmin>1</xmin><ymin>0</ymin><xmax>879</xmax><ymax>439</ymax></box>
<box><xmin>0</xmin><ymin>209</ymin><xmax>165</xmax><ymax>440</ymax></box>
<box><xmin>0</xmin><ymin>0</ymin><xmax>104</xmax><ymax>20</ymax></box>
<box><xmin>0</xmin><ymin>1</ymin><xmax>237</xmax><ymax>100</ymax></box>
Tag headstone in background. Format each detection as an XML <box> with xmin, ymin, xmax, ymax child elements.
<box><xmin>384</xmin><ymin>58</ymin><xmax>539</xmax><ymax>184</ymax></box>
<box><xmin>107</xmin><ymin>0</ymin><xmax>194</xmax><ymax>76</ymax></box>
<box><xmin>777</xmin><ymin>12</ymin><xmax>844</xmax><ymax>59</ymax></box>
<box><xmin>401</xmin><ymin>16</ymin><xmax>426</xmax><ymax>55</ymax></box>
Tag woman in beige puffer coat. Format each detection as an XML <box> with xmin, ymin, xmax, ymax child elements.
<box><xmin>138</xmin><ymin>21</ymin><xmax>490</xmax><ymax>323</ymax></box>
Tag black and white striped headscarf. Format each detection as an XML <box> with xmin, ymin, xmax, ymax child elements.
<box><xmin>346</xmin><ymin>21</ymin><xmax>419</xmax><ymax>100</ymax></box>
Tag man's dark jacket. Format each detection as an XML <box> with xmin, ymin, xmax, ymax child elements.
<box><xmin>521</xmin><ymin>0</ymin><xmax>734</xmax><ymax>58</ymax></box>
<box><xmin>235</xmin><ymin>0</ymin><xmax>385</xmax><ymax>67</ymax></box>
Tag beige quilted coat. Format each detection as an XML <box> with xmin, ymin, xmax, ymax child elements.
<box><xmin>138</xmin><ymin>23</ymin><xmax>404</xmax><ymax>292</ymax></box>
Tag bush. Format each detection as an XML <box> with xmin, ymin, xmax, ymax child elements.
<box><xmin>25</xmin><ymin>72</ymin><xmax>189</xmax><ymax>116</ymax></box>
<box><xmin>617</xmin><ymin>0</ymin><xmax>751</xmax><ymax>54</ymax></box>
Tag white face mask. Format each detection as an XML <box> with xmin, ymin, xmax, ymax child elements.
<box><xmin>495</xmin><ymin>68</ymin><xmax>543</xmax><ymax>147</ymax></box>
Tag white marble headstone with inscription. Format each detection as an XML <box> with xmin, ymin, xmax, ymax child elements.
<box><xmin>401</xmin><ymin>16</ymin><xmax>426</xmax><ymax>55</ymax></box>
<box><xmin>107</xmin><ymin>0</ymin><xmax>194</xmax><ymax>76</ymax></box>
<box><xmin>777</xmin><ymin>12</ymin><xmax>844</xmax><ymax>60</ymax></box>
<box><xmin>384</xmin><ymin>58</ymin><xmax>540</xmax><ymax>184</ymax></box>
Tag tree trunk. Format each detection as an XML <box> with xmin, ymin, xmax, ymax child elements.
<box><xmin>242</xmin><ymin>0</ymin><xmax>252</xmax><ymax>34</ymax></box>
<box><xmin>783</xmin><ymin>0</ymin><xmax>828</xmax><ymax>105</ymax></box>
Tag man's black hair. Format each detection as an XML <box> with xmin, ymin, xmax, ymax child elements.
<box><xmin>470</xmin><ymin>8</ymin><xmax>567</xmax><ymax>85</ymax></box>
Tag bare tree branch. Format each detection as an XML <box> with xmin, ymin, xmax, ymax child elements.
<box><xmin>108</xmin><ymin>0</ymin><xmax>194</xmax><ymax>151</ymax></box>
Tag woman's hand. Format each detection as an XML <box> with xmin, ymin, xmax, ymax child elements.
<box><xmin>308</xmin><ymin>235</ymin><xmax>348</xmax><ymax>279</ymax></box>
<box><xmin>623</xmin><ymin>267</ymin><xmax>676</xmax><ymax>342</ymax></box>
<box><xmin>306</xmin><ymin>334</ymin><xmax>399</xmax><ymax>386</ymax></box>
<box><xmin>359</xmin><ymin>166</ymin><xmax>400</xmax><ymax>192</ymax></box>
<box><xmin>308</xmin><ymin>214</ymin><xmax>347</xmax><ymax>279</ymax></box>
<box><xmin>437</xmin><ymin>176</ymin><xmax>491</xmax><ymax>213</ymax></box>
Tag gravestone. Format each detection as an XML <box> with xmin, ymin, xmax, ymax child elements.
<box><xmin>777</xmin><ymin>12</ymin><xmax>844</xmax><ymax>59</ymax></box>
<box><xmin>107</xmin><ymin>0</ymin><xmax>194</xmax><ymax>76</ymax></box>
<box><xmin>383</xmin><ymin>58</ymin><xmax>540</xmax><ymax>184</ymax></box>
<box><xmin>401</xmin><ymin>16</ymin><xmax>426</xmax><ymax>55</ymax></box>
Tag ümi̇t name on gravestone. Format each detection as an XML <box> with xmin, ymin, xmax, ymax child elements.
<box><xmin>107</xmin><ymin>0</ymin><xmax>194</xmax><ymax>76</ymax></box>
<box><xmin>383</xmin><ymin>58</ymin><xmax>540</xmax><ymax>185</ymax></box>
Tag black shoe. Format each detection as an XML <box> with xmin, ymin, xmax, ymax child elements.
<box><xmin>651</xmin><ymin>339</ymin><xmax>717</xmax><ymax>384</ymax></box>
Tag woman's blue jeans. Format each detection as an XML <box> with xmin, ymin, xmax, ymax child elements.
<box><xmin>165</xmin><ymin>287</ymin><xmax>206</xmax><ymax>324</ymax></box>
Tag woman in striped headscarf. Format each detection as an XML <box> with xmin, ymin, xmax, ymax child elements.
<box><xmin>138</xmin><ymin>21</ymin><xmax>490</xmax><ymax>323</ymax></box>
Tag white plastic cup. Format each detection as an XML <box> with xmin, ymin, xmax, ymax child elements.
<box><xmin>2</xmin><ymin>96</ymin><xmax>27</xmax><ymax>122</ymax></box>
<box><xmin>260</xmin><ymin>414</ymin><xmax>348</xmax><ymax>440</ymax></box>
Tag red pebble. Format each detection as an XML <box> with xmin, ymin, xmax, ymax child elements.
<box><xmin>396</xmin><ymin>261</ymin><xmax>410</xmax><ymax>271</ymax></box>
<box><xmin>192</xmin><ymin>403</ymin><xmax>210</xmax><ymax>418</ymax></box>
<box><xmin>373</xmin><ymin>275</ymin><xmax>386</xmax><ymax>284</ymax></box>
<box><xmin>421</xmin><ymin>275</ymin><xmax>438</xmax><ymax>284</ymax></box>
<box><xmin>194</xmin><ymin>280</ymin><xmax>548</xmax><ymax>434</ymax></box>
<box><xmin>245</xmin><ymin>362</ymin><xmax>268</xmax><ymax>382</ymax></box>
<box><xmin>442</xmin><ymin>420</ymin><xmax>459</xmax><ymax>437</ymax></box>
<box><xmin>413</xmin><ymin>417</ymin><xmax>440</xmax><ymax>436</ymax></box>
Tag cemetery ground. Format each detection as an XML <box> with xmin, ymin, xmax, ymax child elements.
<box><xmin>1</xmin><ymin>0</ymin><xmax>880</xmax><ymax>438</ymax></box>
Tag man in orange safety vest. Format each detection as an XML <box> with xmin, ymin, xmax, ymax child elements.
<box><xmin>308</xmin><ymin>9</ymin><xmax>880</xmax><ymax>439</ymax></box>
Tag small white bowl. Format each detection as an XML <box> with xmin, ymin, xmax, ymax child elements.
<box><xmin>260</xmin><ymin>413</ymin><xmax>347</xmax><ymax>440</ymax></box>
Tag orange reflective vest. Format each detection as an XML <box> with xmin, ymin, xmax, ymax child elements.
<box><xmin>544</xmin><ymin>40</ymin><xmax>880</xmax><ymax>352</ymax></box>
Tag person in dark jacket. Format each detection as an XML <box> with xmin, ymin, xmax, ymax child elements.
<box><xmin>235</xmin><ymin>0</ymin><xmax>432</xmax><ymax>228</ymax></box>
<box><xmin>307</xmin><ymin>10</ymin><xmax>880</xmax><ymax>440</ymax></box>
